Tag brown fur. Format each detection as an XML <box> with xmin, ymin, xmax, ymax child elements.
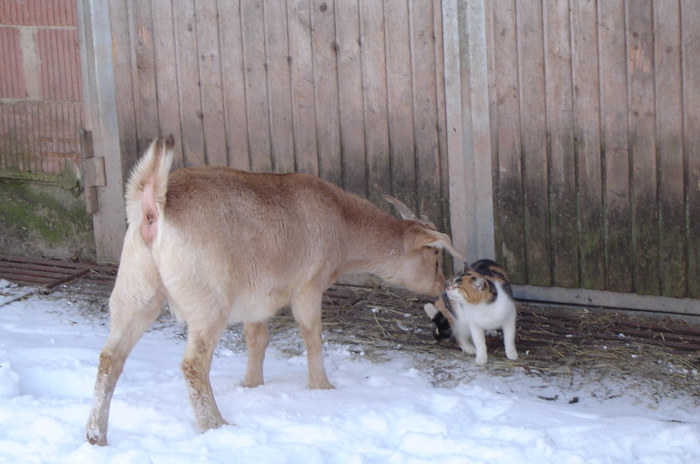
<box><xmin>86</xmin><ymin>137</ymin><xmax>460</xmax><ymax>445</ymax></box>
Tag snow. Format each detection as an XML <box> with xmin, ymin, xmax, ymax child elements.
<box><xmin>0</xmin><ymin>279</ymin><xmax>698</xmax><ymax>463</ymax></box>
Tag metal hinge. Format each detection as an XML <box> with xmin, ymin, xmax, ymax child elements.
<box><xmin>80</xmin><ymin>129</ymin><xmax>105</xmax><ymax>214</ymax></box>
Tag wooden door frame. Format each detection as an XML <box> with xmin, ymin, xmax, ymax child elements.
<box><xmin>77</xmin><ymin>0</ymin><xmax>126</xmax><ymax>263</ymax></box>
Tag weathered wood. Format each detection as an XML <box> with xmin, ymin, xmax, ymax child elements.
<box><xmin>516</xmin><ymin>0</ymin><xmax>550</xmax><ymax>286</ymax></box>
<box><xmin>360</xmin><ymin>0</ymin><xmax>390</xmax><ymax>208</ymax></box>
<box><xmin>385</xmin><ymin>0</ymin><xmax>416</xmax><ymax>208</ymax></box>
<box><xmin>627</xmin><ymin>0</ymin><xmax>659</xmax><ymax>295</ymax></box>
<box><xmin>310</xmin><ymin>0</ymin><xmax>342</xmax><ymax>185</ymax></box>
<box><xmin>196</xmin><ymin>0</ymin><xmax>227</xmax><ymax>166</ymax></box>
<box><xmin>490</xmin><ymin>0</ymin><xmax>526</xmax><ymax>282</ymax></box>
<box><xmin>151</xmin><ymin>0</ymin><xmax>183</xmax><ymax>168</ymax></box>
<box><xmin>598</xmin><ymin>0</ymin><xmax>632</xmax><ymax>293</ymax></box>
<box><xmin>263</xmin><ymin>0</ymin><xmax>295</xmax><ymax>173</ymax></box>
<box><xmin>218</xmin><ymin>0</ymin><xmax>250</xmax><ymax>171</ymax></box>
<box><xmin>682</xmin><ymin>0</ymin><xmax>700</xmax><ymax>299</ymax></box>
<box><xmin>654</xmin><ymin>0</ymin><xmax>686</xmax><ymax>298</ymax></box>
<box><xmin>433</xmin><ymin>0</ymin><xmax>449</xmax><ymax>234</ymax></box>
<box><xmin>411</xmin><ymin>0</ymin><xmax>443</xmax><ymax>229</ymax></box>
<box><xmin>288</xmin><ymin>0</ymin><xmax>319</xmax><ymax>175</ymax></box>
<box><xmin>240</xmin><ymin>0</ymin><xmax>272</xmax><ymax>171</ymax></box>
<box><xmin>132</xmin><ymin>0</ymin><xmax>159</xmax><ymax>157</ymax></box>
<box><xmin>108</xmin><ymin>0</ymin><xmax>138</xmax><ymax>173</ymax></box>
<box><xmin>542</xmin><ymin>0</ymin><xmax>577</xmax><ymax>288</ymax></box>
<box><xmin>571</xmin><ymin>0</ymin><xmax>604</xmax><ymax>289</ymax></box>
<box><xmin>172</xmin><ymin>0</ymin><xmax>205</xmax><ymax>166</ymax></box>
<box><xmin>335</xmin><ymin>0</ymin><xmax>367</xmax><ymax>197</ymax></box>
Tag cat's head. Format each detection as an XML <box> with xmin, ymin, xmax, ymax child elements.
<box><xmin>445</xmin><ymin>270</ymin><xmax>497</xmax><ymax>305</ymax></box>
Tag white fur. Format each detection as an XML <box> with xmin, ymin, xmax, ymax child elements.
<box><xmin>446</xmin><ymin>282</ymin><xmax>518</xmax><ymax>365</ymax></box>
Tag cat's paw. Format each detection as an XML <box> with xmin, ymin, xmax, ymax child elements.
<box><xmin>457</xmin><ymin>340</ymin><xmax>476</xmax><ymax>354</ymax></box>
<box><xmin>506</xmin><ymin>349</ymin><xmax>518</xmax><ymax>361</ymax></box>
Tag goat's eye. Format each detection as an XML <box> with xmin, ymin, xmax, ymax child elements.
<box><xmin>434</xmin><ymin>249</ymin><xmax>439</xmax><ymax>255</ymax></box>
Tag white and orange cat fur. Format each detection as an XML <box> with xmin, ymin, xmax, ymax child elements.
<box><xmin>424</xmin><ymin>259</ymin><xmax>518</xmax><ymax>365</ymax></box>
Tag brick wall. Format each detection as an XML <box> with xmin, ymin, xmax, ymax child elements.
<box><xmin>0</xmin><ymin>0</ymin><xmax>83</xmax><ymax>177</ymax></box>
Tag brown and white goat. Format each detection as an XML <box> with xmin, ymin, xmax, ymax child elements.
<box><xmin>86</xmin><ymin>136</ymin><xmax>460</xmax><ymax>445</ymax></box>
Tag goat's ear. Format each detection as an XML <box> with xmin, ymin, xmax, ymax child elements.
<box><xmin>405</xmin><ymin>226</ymin><xmax>463</xmax><ymax>259</ymax></box>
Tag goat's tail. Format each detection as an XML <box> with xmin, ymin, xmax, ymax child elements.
<box><xmin>125</xmin><ymin>135</ymin><xmax>175</xmax><ymax>246</ymax></box>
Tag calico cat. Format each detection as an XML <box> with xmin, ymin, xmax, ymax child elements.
<box><xmin>424</xmin><ymin>259</ymin><xmax>518</xmax><ymax>365</ymax></box>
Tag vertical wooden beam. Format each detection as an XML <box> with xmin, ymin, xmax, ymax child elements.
<box><xmin>598</xmin><ymin>0</ymin><xmax>632</xmax><ymax>293</ymax></box>
<box><xmin>654</xmin><ymin>0</ymin><xmax>686</xmax><ymax>297</ymax></box>
<box><xmin>681</xmin><ymin>0</ymin><xmax>700</xmax><ymax>299</ymax></box>
<box><xmin>627</xmin><ymin>0</ymin><xmax>659</xmax><ymax>294</ymax></box>
<box><xmin>442</xmin><ymin>0</ymin><xmax>495</xmax><ymax>267</ymax></box>
<box><xmin>516</xmin><ymin>0</ymin><xmax>550</xmax><ymax>286</ymax></box>
<box><xmin>77</xmin><ymin>0</ymin><xmax>127</xmax><ymax>262</ymax></box>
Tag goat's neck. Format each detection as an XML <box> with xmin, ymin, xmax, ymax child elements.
<box><xmin>340</xmin><ymin>214</ymin><xmax>407</xmax><ymax>277</ymax></box>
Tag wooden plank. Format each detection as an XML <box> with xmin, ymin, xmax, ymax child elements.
<box><xmin>627</xmin><ymin>0</ymin><xmax>659</xmax><ymax>295</ymax></box>
<box><xmin>172</xmin><ymin>0</ymin><xmax>205</xmax><ymax>166</ymax></box>
<box><xmin>410</xmin><ymin>0</ymin><xmax>442</xmax><ymax>227</ymax></box>
<box><xmin>441</xmin><ymin>0</ymin><xmax>466</xmax><ymax>262</ymax></box>
<box><xmin>151</xmin><ymin>0</ymin><xmax>184</xmax><ymax>168</ymax></box>
<box><xmin>456</xmin><ymin>0</ymin><xmax>496</xmax><ymax>262</ymax></box>
<box><xmin>359</xmin><ymin>0</ymin><xmax>389</xmax><ymax>207</ymax></box>
<box><xmin>108</xmin><ymin>0</ymin><xmax>138</xmax><ymax>174</ymax></box>
<box><xmin>515</xmin><ymin>0</ymin><xmax>550</xmax><ymax>286</ymax></box>
<box><xmin>288</xmin><ymin>0</ymin><xmax>319</xmax><ymax>175</ymax></box>
<box><xmin>384</xmin><ymin>0</ymin><xmax>416</xmax><ymax>208</ymax></box>
<box><xmin>218</xmin><ymin>0</ymin><xmax>250</xmax><ymax>170</ymax></box>
<box><xmin>310</xmin><ymin>0</ymin><xmax>342</xmax><ymax>185</ymax></box>
<box><xmin>490</xmin><ymin>0</ymin><xmax>525</xmax><ymax>282</ymax></box>
<box><xmin>542</xmin><ymin>0</ymin><xmax>577</xmax><ymax>287</ymax></box>
<box><xmin>681</xmin><ymin>0</ymin><xmax>700</xmax><ymax>299</ymax></box>
<box><xmin>335</xmin><ymin>0</ymin><xmax>366</xmax><ymax>197</ymax></box>
<box><xmin>433</xmin><ymin>0</ymin><xmax>449</xmax><ymax>234</ymax></box>
<box><xmin>196</xmin><ymin>0</ymin><xmax>227</xmax><ymax>166</ymax></box>
<box><xmin>598</xmin><ymin>0</ymin><xmax>632</xmax><ymax>293</ymax></box>
<box><xmin>263</xmin><ymin>0</ymin><xmax>295</xmax><ymax>173</ymax></box>
<box><xmin>240</xmin><ymin>0</ymin><xmax>272</xmax><ymax>171</ymax></box>
<box><xmin>653</xmin><ymin>1</ymin><xmax>685</xmax><ymax>298</ymax></box>
<box><xmin>132</xmin><ymin>0</ymin><xmax>159</xmax><ymax>155</ymax></box>
<box><xmin>571</xmin><ymin>0</ymin><xmax>604</xmax><ymax>289</ymax></box>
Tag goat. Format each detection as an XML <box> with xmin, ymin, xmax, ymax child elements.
<box><xmin>86</xmin><ymin>136</ymin><xmax>460</xmax><ymax>445</ymax></box>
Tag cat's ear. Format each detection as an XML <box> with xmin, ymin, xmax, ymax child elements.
<box><xmin>472</xmin><ymin>277</ymin><xmax>486</xmax><ymax>291</ymax></box>
<box><xmin>462</xmin><ymin>261</ymin><xmax>472</xmax><ymax>273</ymax></box>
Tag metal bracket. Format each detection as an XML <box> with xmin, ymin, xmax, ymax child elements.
<box><xmin>80</xmin><ymin>129</ymin><xmax>104</xmax><ymax>214</ymax></box>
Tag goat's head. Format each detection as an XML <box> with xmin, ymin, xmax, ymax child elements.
<box><xmin>384</xmin><ymin>195</ymin><xmax>462</xmax><ymax>296</ymax></box>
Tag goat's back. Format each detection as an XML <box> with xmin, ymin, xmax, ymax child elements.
<box><xmin>150</xmin><ymin>166</ymin><xmax>374</xmax><ymax>320</ymax></box>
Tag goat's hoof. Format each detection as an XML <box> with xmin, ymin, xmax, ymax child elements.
<box><xmin>86</xmin><ymin>432</ymin><xmax>107</xmax><ymax>446</ymax></box>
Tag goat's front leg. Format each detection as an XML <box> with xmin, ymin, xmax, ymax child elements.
<box><xmin>181</xmin><ymin>323</ymin><xmax>228</xmax><ymax>432</ymax></box>
<box><xmin>292</xmin><ymin>289</ymin><xmax>333</xmax><ymax>389</ymax></box>
<box><xmin>242</xmin><ymin>321</ymin><xmax>269</xmax><ymax>388</ymax></box>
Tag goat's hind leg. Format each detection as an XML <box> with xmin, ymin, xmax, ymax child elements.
<box><xmin>242</xmin><ymin>321</ymin><xmax>269</xmax><ymax>388</ymax></box>
<box><xmin>86</xmin><ymin>244</ymin><xmax>165</xmax><ymax>445</ymax></box>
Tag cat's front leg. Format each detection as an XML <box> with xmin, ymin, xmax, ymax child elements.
<box><xmin>456</xmin><ymin>336</ymin><xmax>476</xmax><ymax>355</ymax></box>
<box><xmin>468</xmin><ymin>324</ymin><xmax>488</xmax><ymax>365</ymax></box>
<box><xmin>502</xmin><ymin>315</ymin><xmax>518</xmax><ymax>361</ymax></box>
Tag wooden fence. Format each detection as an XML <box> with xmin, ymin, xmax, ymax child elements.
<box><xmin>485</xmin><ymin>0</ymin><xmax>699</xmax><ymax>300</ymax></box>
<box><xmin>108</xmin><ymin>0</ymin><xmax>450</xmax><ymax>233</ymax></box>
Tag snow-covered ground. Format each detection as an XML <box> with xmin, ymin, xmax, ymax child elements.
<box><xmin>1</xmin><ymin>279</ymin><xmax>698</xmax><ymax>463</ymax></box>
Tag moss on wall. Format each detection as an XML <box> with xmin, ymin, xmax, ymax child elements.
<box><xmin>0</xmin><ymin>174</ymin><xmax>96</xmax><ymax>261</ymax></box>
